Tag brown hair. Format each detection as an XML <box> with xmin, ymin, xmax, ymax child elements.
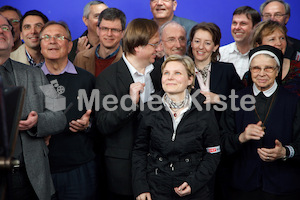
<box><xmin>188</xmin><ymin>22</ymin><xmax>221</xmax><ymax>62</ymax></box>
<box><xmin>122</xmin><ymin>18</ymin><xmax>158</xmax><ymax>55</ymax></box>
<box><xmin>251</xmin><ymin>20</ymin><xmax>287</xmax><ymax>48</ymax></box>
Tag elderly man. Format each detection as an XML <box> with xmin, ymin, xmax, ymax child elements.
<box><xmin>96</xmin><ymin>18</ymin><xmax>162</xmax><ymax>200</ymax></box>
<box><xmin>68</xmin><ymin>1</ymin><xmax>108</xmax><ymax>62</ymax></box>
<box><xmin>74</xmin><ymin>7</ymin><xmax>125</xmax><ymax>77</ymax></box>
<box><xmin>0</xmin><ymin>5</ymin><xmax>22</xmax><ymax>52</ymax></box>
<box><xmin>260</xmin><ymin>0</ymin><xmax>300</xmax><ymax>60</ymax></box>
<box><xmin>220</xmin><ymin>45</ymin><xmax>300</xmax><ymax>200</ymax></box>
<box><xmin>10</xmin><ymin>10</ymin><xmax>48</xmax><ymax>68</ymax></box>
<box><xmin>0</xmin><ymin>14</ymin><xmax>66</xmax><ymax>200</ymax></box>
<box><xmin>154</xmin><ymin>20</ymin><xmax>187</xmax><ymax>67</ymax></box>
<box><xmin>39</xmin><ymin>21</ymin><xmax>97</xmax><ymax>199</ymax></box>
<box><xmin>219</xmin><ymin>6</ymin><xmax>261</xmax><ymax>79</ymax></box>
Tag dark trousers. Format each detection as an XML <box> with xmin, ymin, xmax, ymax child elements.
<box><xmin>231</xmin><ymin>188</ymin><xmax>300</xmax><ymax>200</ymax></box>
<box><xmin>5</xmin><ymin>167</ymin><xmax>38</xmax><ymax>200</ymax></box>
<box><xmin>107</xmin><ymin>192</ymin><xmax>134</xmax><ymax>200</ymax></box>
<box><xmin>51</xmin><ymin>160</ymin><xmax>97</xmax><ymax>200</ymax></box>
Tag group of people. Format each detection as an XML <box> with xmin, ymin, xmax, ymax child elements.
<box><xmin>0</xmin><ymin>0</ymin><xmax>299</xmax><ymax>200</ymax></box>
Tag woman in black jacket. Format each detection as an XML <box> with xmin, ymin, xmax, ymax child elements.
<box><xmin>188</xmin><ymin>22</ymin><xmax>244</xmax><ymax>122</ymax></box>
<box><xmin>132</xmin><ymin>55</ymin><xmax>221</xmax><ymax>200</ymax></box>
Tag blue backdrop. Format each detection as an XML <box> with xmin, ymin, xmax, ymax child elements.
<box><xmin>1</xmin><ymin>0</ymin><xmax>299</xmax><ymax>46</ymax></box>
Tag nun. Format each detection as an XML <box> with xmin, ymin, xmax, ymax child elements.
<box><xmin>220</xmin><ymin>45</ymin><xmax>300</xmax><ymax>200</ymax></box>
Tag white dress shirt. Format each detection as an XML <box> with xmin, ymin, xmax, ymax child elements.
<box><xmin>123</xmin><ymin>54</ymin><xmax>154</xmax><ymax>103</ymax></box>
<box><xmin>219</xmin><ymin>42</ymin><xmax>250</xmax><ymax>79</ymax></box>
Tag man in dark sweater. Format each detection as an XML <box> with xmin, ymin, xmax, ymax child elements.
<box><xmin>40</xmin><ymin>20</ymin><xmax>97</xmax><ymax>199</ymax></box>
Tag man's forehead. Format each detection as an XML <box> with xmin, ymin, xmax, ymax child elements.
<box><xmin>163</xmin><ymin>25</ymin><xmax>185</xmax><ymax>36</ymax></box>
<box><xmin>0</xmin><ymin>15</ymin><xmax>9</xmax><ymax>25</ymax></box>
<box><xmin>99</xmin><ymin>19</ymin><xmax>121</xmax><ymax>26</ymax></box>
<box><xmin>264</xmin><ymin>1</ymin><xmax>285</xmax><ymax>11</ymax></box>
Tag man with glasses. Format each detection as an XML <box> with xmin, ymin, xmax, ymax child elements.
<box><xmin>0</xmin><ymin>14</ymin><xmax>66</xmax><ymax>200</ymax></box>
<box><xmin>40</xmin><ymin>20</ymin><xmax>97</xmax><ymax>199</ymax></box>
<box><xmin>10</xmin><ymin>10</ymin><xmax>48</xmax><ymax>68</ymax></box>
<box><xmin>68</xmin><ymin>1</ymin><xmax>108</xmax><ymax>62</ymax></box>
<box><xmin>158</xmin><ymin>21</ymin><xmax>187</xmax><ymax>61</ymax></box>
<box><xmin>0</xmin><ymin>5</ymin><xmax>22</xmax><ymax>52</ymax></box>
<box><xmin>96</xmin><ymin>18</ymin><xmax>162</xmax><ymax>200</ymax></box>
<box><xmin>260</xmin><ymin>0</ymin><xmax>300</xmax><ymax>60</ymax></box>
<box><xmin>74</xmin><ymin>8</ymin><xmax>125</xmax><ymax>77</ymax></box>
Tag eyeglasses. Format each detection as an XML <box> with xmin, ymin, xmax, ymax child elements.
<box><xmin>0</xmin><ymin>24</ymin><xmax>12</xmax><ymax>32</ymax></box>
<box><xmin>148</xmin><ymin>42</ymin><xmax>160</xmax><ymax>48</ymax></box>
<box><xmin>262</xmin><ymin>13</ymin><xmax>287</xmax><ymax>20</ymax></box>
<box><xmin>163</xmin><ymin>37</ymin><xmax>186</xmax><ymax>45</ymax></box>
<box><xmin>40</xmin><ymin>34</ymin><xmax>71</xmax><ymax>42</ymax></box>
<box><xmin>151</xmin><ymin>0</ymin><xmax>173</xmax><ymax>3</ymax></box>
<box><xmin>250</xmin><ymin>66</ymin><xmax>277</xmax><ymax>73</ymax></box>
<box><xmin>98</xmin><ymin>26</ymin><xmax>122</xmax><ymax>34</ymax></box>
<box><xmin>8</xmin><ymin>19</ymin><xmax>20</xmax><ymax>25</ymax></box>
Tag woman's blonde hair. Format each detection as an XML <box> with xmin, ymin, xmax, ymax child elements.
<box><xmin>161</xmin><ymin>55</ymin><xmax>195</xmax><ymax>91</ymax></box>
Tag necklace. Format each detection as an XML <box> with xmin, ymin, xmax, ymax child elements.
<box><xmin>254</xmin><ymin>92</ymin><xmax>276</xmax><ymax>131</ymax></box>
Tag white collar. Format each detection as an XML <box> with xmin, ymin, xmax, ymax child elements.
<box><xmin>232</xmin><ymin>42</ymin><xmax>250</xmax><ymax>56</ymax></box>
<box><xmin>253</xmin><ymin>81</ymin><xmax>278</xmax><ymax>97</ymax></box>
<box><xmin>122</xmin><ymin>53</ymin><xmax>154</xmax><ymax>76</ymax></box>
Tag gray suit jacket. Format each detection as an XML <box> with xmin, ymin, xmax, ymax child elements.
<box><xmin>9</xmin><ymin>59</ymin><xmax>67</xmax><ymax>200</ymax></box>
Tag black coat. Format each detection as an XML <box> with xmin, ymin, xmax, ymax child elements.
<box><xmin>132</xmin><ymin>91</ymin><xmax>221</xmax><ymax>199</ymax></box>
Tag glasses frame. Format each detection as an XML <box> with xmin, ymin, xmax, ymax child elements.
<box><xmin>0</xmin><ymin>24</ymin><xmax>12</xmax><ymax>32</ymax></box>
<box><xmin>147</xmin><ymin>42</ymin><xmax>160</xmax><ymax>48</ymax></box>
<box><xmin>250</xmin><ymin>66</ymin><xmax>277</xmax><ymax>73</ymax></box>
<box><xmin>40</xmin><ymin>34</ymin><xmax>71</xmax><ymax>42</ymax></box>
<box><xmin>262</xmin><ymin>13</ymin><xmax>287</xmax><ymax>20</ymax></box>
<box><xmin>98</xmin><ymin>26</ymin><xmax>123</xmax><ymax>34</ymax></box>
<box><xmin>151</xmin><ymin>0</ymin><xmax>173</xmax><ymax>3</ymax></box>
<box><xmin>163</xmin><ymin>37</ymin><xmax>187</xmax><ymax>45</ymax></box>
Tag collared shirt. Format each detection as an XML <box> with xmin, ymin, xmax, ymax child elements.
<box><xmin>195</xmin><ymin>63</ymin><xmax>211</xmax><ymax>92</ymax></box>
<box><xmin>219</xmin><ymin>42</ymin><xmax>250</xmax><ymax>79</ymax></box>
<box><xmin>25</xmin><ymin>48</ymin><xmax>44</xmax><ymax>68</ymax></box>
<box><xmin>253</xmin><ymin>81</ymin><xmax>278</xmax><ymax>97</ymax></box>
<box><xmin>123</xmin><ymin>53</ymin><xmax>154</xmax><ymax>103</ymax></box>
<box><xmin>95</xmin><ymin>44</ymin><xmax>120</xmax><ymax>59</ymax></box>
<box><xmin>41</xmin><ymin>60</ymin><xmax>78</xmax><ymax>75</ymax></box>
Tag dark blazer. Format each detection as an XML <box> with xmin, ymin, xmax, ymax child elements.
<box><xmin>95</xmin><ymin>57</ymin><xmax>161</xmax><ymax>195</ymax></box>
<box><xmin>194</xmin><ymin>61</ymin><xmax>243</xmax><ymax>122</ymax></box>
<box><xmin>8</xmin><ymin>59</ymin><xmax>67</xmax><ymax>200</ymax></box>
<box><xmin>195</xmin><ymin>61</ymin><xmax>243</xmax><ymax>97</ymax></box>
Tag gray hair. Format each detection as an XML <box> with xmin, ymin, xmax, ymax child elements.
<box><xmin>260</xmin><ymin>0</ymin><xmax>290</xmax><ymax>17</ymax></box>
<box><xmin>83</xmin><ymin>1</ymin><xmax>107</xmax><ymax>18</ymax></box>
<box><xmin>159</xmin><ymin>20</ymin><xmax>186</xmax><ymax>40</ymax></box>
